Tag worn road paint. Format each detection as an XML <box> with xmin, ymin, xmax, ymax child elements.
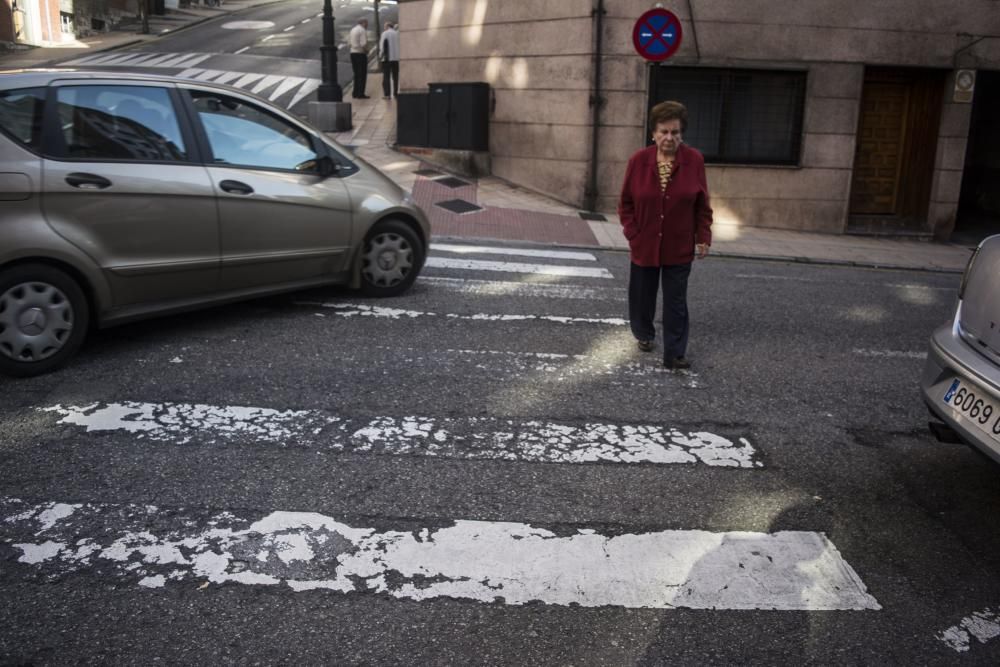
<box><xmin>431</xmin><ymin>244</ymin><xmax>597</xmax><ymax>262</ymax></box>
<box><xmin>735</xmin><ymin>274</ymin><xmax>953</xmax><ymax>291</ymax></box>
<box><xmin>42</xmin><ymin>402</ymin><xmax>756</xmax><ymax>467</ymax></box>
<box><xmin>852</xmin><ymin>348</ymin><xmax>927</xmax><ymax>360</ymax></box>
<box><xmin>296</xmin><ymin>302</ymin><xmax>628</xmax><ymax>326</ymax></box>
<box><xmin>938</xmin><ymin>608</ymin><xmax>1000</xmax><ymax>652</ymax></box>
<box><xmin>1</xmin><ymin>498</ymin><xmax>879</xmax><ymax>611</ymax></box>
<box><xmin>420</xmin><ymin>276</ymin><xmax>625</xmax><ymax>300</ymax></box>
<box><xmin>424</xmin><ymin>257</ymin><xmax>613</xmax><ymax>279</ymax></box>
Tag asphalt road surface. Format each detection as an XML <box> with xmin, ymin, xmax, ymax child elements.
<box><xmin>53</xmin><ymin>0</ymin><xmax>399</xmax><ymax>111</ymax></box>
<box><xmin>2</xmin><ymin>241</ymin><xmax>999</xmax><ymax>665</ymax></box>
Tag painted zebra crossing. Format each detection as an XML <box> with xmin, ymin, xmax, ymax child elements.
<box><xmin>58</xmin><ymin>51</ymin><xmax>321</xmax><ymax>109</ymax></box>
<box><xmin>0</xmin><ymin>242</ymin><xmax>884</xmax><ymax>616</ymax></box>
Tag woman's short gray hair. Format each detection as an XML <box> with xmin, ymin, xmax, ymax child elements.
<box><xmin>649</xmin><ymin>100</ymin><xmax>688</xmax><ymax>133</ymax></box>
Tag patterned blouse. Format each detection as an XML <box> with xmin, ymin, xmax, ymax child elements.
<box><xmin>657</xmin><ymin>159</ymin><xmax>673</xmax><ymax>192</ymax></box>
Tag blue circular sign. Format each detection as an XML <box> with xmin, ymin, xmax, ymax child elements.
<box><xmin>633</xmin><ymin>8</ymin><xmax>683</xmax><ymax>62</ymax></box>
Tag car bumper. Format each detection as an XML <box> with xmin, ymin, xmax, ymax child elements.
<box><xmin>922</xmin><ymin>321</ymin><xmax>1000</xmax><ymax>465</ymax></box>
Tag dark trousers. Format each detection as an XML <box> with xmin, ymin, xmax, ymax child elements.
<box><xmin>350</xmin><ymin>53</ymin><xmax>367</xmax><ymax>97</ymax></box>
<box><xmin>628</xmin><ymin>262</ymin><xmax>692</xmax><ymax>361</ymax></box>
<box><xmin>382</xmin><ymin>61</ymin><xmax>399</xmax><ymax>97</ymax></box>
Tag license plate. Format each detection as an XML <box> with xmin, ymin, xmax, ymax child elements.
<box><xmin>943</xmin><ymin>378</ymin><xmax>1000</xmax><ymax>442</ymax></box>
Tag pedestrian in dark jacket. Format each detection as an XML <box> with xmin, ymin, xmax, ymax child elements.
<box><xmin>618</xmin><ymin>100</ymin><xmax>713</xmax><ymax>370</ymax></box>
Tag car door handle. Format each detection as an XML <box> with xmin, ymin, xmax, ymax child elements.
<box><xmin>65</xmin><ymin>173</ymin><xmax>112</xmax><ymax>189</ymax></box>
<box><xmin>219</xmin><ymin>180</ymin><xmax>254</xmax><ymax>195</ymax></box>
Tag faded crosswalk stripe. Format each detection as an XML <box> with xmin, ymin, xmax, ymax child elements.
<box><xmin>419</xmin><ymin>276</ymin><xmax>625</xmax><ymax>300</ymax></box>
<box><xmin>57</xmin><ymin>51</ymin><xmax>320</xmax><ymax>108</ymax></box>
<box><xmin>424</xmin><ymin>257</ymin><xmax>613</xmax><ymax>278</ymax></box>
<box><xmin>42</xmin><ymin>402</ymin><xmax>757</xmax><ymax>467</ymax></box>
<box><xmin>431</xmin><ymin>244</ymin><xmax>598</xmax><ymax>262</ymax></box>
<box><xmin>297</xmin><ymin>302</ymin><xmax>627</xmax><ymax>325</ymax></box>
<box><xmin>2</xmin><ymin>498</ymin><xmax>880</xmax><ymax>610</ymax></box>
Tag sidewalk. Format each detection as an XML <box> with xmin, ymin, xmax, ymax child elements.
<box><xmin>337</xmin><ymin>98</ymin><xmax>974</xmax><ymax>274</ymax></box>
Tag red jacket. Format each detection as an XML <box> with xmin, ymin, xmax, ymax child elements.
<box><xmin>618</xmin><ymin>144</ymin><xmax>713</xmax><ymax>266</ymax></box>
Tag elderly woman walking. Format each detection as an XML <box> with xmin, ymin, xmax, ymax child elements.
<box><xmin>618</xmin><ymin>100</ymin><xmax>713</xmax><ymax>370</ymax></box>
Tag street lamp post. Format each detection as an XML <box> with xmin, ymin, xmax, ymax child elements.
<box><xmin>317</xmin><ymin>0</ymin><xmax>342</xmax><ymax>102</ymax></box>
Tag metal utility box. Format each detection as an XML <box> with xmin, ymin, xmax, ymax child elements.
<box><xmin>396</xmin><ymin>93</ymin><xmax>429</xmax><ymax>147</ymax></box>
<box><xmin>427</xmin><ymin>82</ymin><xmax>490</xmax><ymax>151</ymax></box>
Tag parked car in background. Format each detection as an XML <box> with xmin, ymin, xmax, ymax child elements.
<box><xmin>0</xmin><ymin>70</ymin><xmax>429</xmax><ymax>377</ymax></box>
<box><xmin>922</xmin><ymin>234</ymin><xmax>1000</xmax><ymax>465</ymax></box>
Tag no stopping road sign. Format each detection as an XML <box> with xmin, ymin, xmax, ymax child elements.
<box><xmin>632</xmin><ymin>8</ymin><xmax>683</xmax><ymax>62</ymax></box>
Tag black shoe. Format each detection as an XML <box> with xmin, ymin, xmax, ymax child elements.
<box><xmin>637</xmin><ymin>339</ymin><xmax>654</xmax><ymax>353</ymax></box>
<box><xmin>357</xmin><ymin>94</ymin><xmax>370</xmax><ymax>99</ymax></box>
<box><xmin>664</xmin><ymin>357</ymin><xmax>691</xmax><ymax>370</ymax></box>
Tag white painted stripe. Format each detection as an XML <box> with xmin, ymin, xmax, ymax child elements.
<box><xmin>268</xmin><ymin>76</ymin><xmax>306</xmax><ymax>102</ymax></box>
<box><xmin>171</xmin><ymin>53</ymin><xmax>213</xmax><ymax>68</ymax></box>
<box><xmin>425</xmin><ymin>257</ymin><xmax>613</xmax><ymax>278</ymax></box>
<box><xmin>213</xmin><ymin>71</ymin><xmax>244</xmax><ymax>85</ymax></box>
<box><xmin>99</xmin><ymin>53</ymin><xmax>153</xmax><ymax>66</ymax></box>
<box><xmin>194</xmin><ymin>69</ymin><xmax>226</xmax><ymax>81</ymax></box>
<box><xmin>71</xmin><ymin>53</ymin><xmax>127</xmax><ymax>65</ymax></box>
<box><xmin>234</xmin><ymin>46</ymin><xmax>251</xmax><ymax>54</ymax></box>
<box><xmin>298</xmin><ymin>301</ymin><xmax>627</xmax><ymax>325</ymax></box>
<box><xmin>262</xmin><ymin>34</ymin><xmax>276</xmax><ymax>42</ymax></box>
<box><xmin>938</xmin><ymin>608</ymin><xmax>1000</xmax><ymax>652</ymax></box>
<box><xmin>176</xmin><ymin>68</ymin><xmax>204</xmax><ymax>79</ymax></box>
<box><xmin>421</xmin><ymin>276</ymin><xmax>624</xmax><ymax>300</ymax></box>
<box><xmin>287</xmin><ymin>79</ymin><xmax>321</xmax><ymax>108</ymax></box>
<box><xmin>155</xmin><ymin>53</ymin><xmax>203</xmax><ymax>67</ymax></box>
<box><xmin>232</xmin><ymin>72</ymin><xmax>265</xmax><ymax>89</ymax></box>
<box><xmin>60</xmin><ymin>54</ymin><xmax>106</xmax><ymax>65</ymax></box>
<box><xmin>852</xmin><ymin>348</ymin><xmax>927</xmax><ymax>360</ymax></box>
<box><xmin>301</xmin><ymin>18</ymin><xmax>311</xmax><ymax>23</ymax></box>
<box><xmin>114</xmin><ymin>53</ymin><xmax>165</xmax><ymax>67</ymax></box>
<box><xmin>283</xmin><ymin>25</ymin><xmax>296</xmax><ymax>31</ymax></box>
<box><xmin>432</xmin><ymin>243</ymin><xmax>597</xmax><ymax>262</ymax></box>
<box><xmin>134</xmin><ymin>53</ymin><xmax>178</xmax><ymax>67</ymax></box>
<box><xmin>251</xmin><ymin>74</ymin><xmax>285</xmax><ymax>95</ymax></box>
<box><xmin>1</xmin><ymin>498</ymin><xmax>879</xmax><ymax>610</ymax></box>
<box><xmin>42</xmin><ymin>402</ymin><xmax>751</xmax><ymax>466</ymax></box>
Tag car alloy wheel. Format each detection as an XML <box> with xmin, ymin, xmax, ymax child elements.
<box><xmin>0</xmin><ymin>264</ymin><xmax>89</xmax><ymax>377</ymax></box>
<box><xmin>360</xmin><ymin>220</ymin><xmax>424</xmax><ymax>297</ymax></box>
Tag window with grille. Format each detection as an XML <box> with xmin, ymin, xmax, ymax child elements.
<box><xmin>649</xmin><ymin>67</ymin><xmax>807</xmax><ymax>165</ymax></box>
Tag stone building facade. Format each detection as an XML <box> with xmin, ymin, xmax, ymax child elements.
<box><xmin>398</xmin><ymin>0</ymin><xmax>1000</xmax><ymax>240</ymax></box>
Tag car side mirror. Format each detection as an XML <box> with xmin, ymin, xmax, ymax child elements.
<box><xmin>316</xmin><ymin>155</ymin><xmax>339</xmax><ymax>178</ymax></box>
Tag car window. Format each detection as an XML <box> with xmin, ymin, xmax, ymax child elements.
<box><xmin>55</xmin><ymin>85</ymin><xmax>187</xmax><ymax>161</ymax></box>
<box><xmin>0</xmin><ymin>87</ymin><xmax>45</xmax><ymax>149</ymax></box>
<box><xmin>190</xmin><ymin>91</ymin><xmax>319</xmax><ymax>171</ymax></box>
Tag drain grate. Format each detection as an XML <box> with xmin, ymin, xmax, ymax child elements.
<box><xmin>578</xmin><ymin>211</ymin><xmax>607</xmax><ymax>222</ymax></box>
<box><xmin>436</xmin><ymin>198</ymin><xmax>483</xmax><ymax>214</ymax></box>
<box><xmin>435</xmin><ymin>176</ymin><xmax>471</xmax><ymax>189</ymax></box>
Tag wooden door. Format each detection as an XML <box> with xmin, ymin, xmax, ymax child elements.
<box><xmin>849</xmin><ymin>68</ymin><xmax>945</xmax><ymax>230</ymax></box>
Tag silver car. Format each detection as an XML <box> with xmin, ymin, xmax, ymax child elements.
<box><xmin>0</xmin><ymin>70</ymin><xmax>429</xmax><ymax>377</ymax></box>
<box><xmin>922</xmin><ymin>234</ymin><xmax>1000</xmax><ymax>465</ymax></box>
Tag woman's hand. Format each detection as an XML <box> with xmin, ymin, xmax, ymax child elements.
<box><xmin>695</xmin><ymin>243</ymin><xmax>710</xmax><ymax>259</ymax></box>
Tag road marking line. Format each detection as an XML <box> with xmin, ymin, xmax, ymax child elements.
<box><xmin>735</xmin><ymin>274</ymin><xmax>954</xmax><ymax>291</ymax></box>
<box><xmin>234</xmin><ymin>46</ymin><xmax>251</xmax><ymax>54</ymax></box>
<box><xmin>425</xmin><ymin>257</ymin><xmax>613</xmax><ymax>278</ymax></box>
<box><xmin>288</xmin><ymin>79</ymin><xmax>321</xmax><ymax>108</ymax></box>
<box><xmin>232</xmin><ymin>72</ymin><xmax>266</xmax><ymax>89</ymax></box>
<box><xmin>213</xmin><ymin>71</ymin><xmax>244</xmax><ymax>85</ymax></box>
<box><xmin>283</xmin><ymin>25</ymin><xmax>295</xmax><ymax>32</ymax></box>
<box><xmin>171</xmin><ymin>53</ymin><xmax>213</xmax><ymax>68</ymax></box>
<box><xmin>2</xmin><ymin>498</ymin><xmax>878</xmax><ymax>610</ymax></box>
<box><xmin>194</xmin><ymin>69</ymin><xmax>226</xmax><ymax>81</ymax></box>
<box><xmin>42</xmin><ymin>402</ymin><xmax>752</xmax><ymax>466</ymax></box>
<box><xmin>301</xmin><ymin>18</ymin><xmax>311</xmax><ymax>23</ymax></box>
<box><xmin>432</xmin><ymin>244</ymin><xmax>597</xmax><ymax>262</ymax></box>
<box><xmin>251</xmin><ymin>74</ymin><xmax>285</xmax><ymax>95</ymax></box>
<box><xmin>852</xmin><ymin>348</ymin><xmax>927</xmax><ymax>360</ymax></box>
<box><xmin>297</xmin><ymin>301</ymin><xmax>627</xmax><ymax>325</ymax></box>
<box><xmin>262</xmin><ymin>34</ymin><xmax>276</xmax><ymax>42</ymax></box>
<box><xmin>268</xmin><ymin>76</ymin><xmax>306</xmax><ymax>102</ymax></box>
<box><xmin>938</xmin><ymin>608</ymin><xmax>1000</xmax><ymax>652</ymax></box>
<box><xmin>420</xmin><ymin>276</ymin><xmax>625</xmax><ymax>300</ymax></box>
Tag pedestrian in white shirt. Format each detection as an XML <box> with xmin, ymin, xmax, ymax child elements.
<box><xmin>379</xmin><ymin>22</ymin><xmax>400</xmax><ymax>99</ymax></box>
<box><xmin>349</xmin><ymin>18</ymin><xmax>369</xmax><ymax>99</ymax></box>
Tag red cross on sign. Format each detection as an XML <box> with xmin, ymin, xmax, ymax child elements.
<box><xmin>632</xmin><ymin>8</ymin><xmax>683</xmax><ymax>62</ymax></box>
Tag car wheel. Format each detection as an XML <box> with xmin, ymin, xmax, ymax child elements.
<box><xmin>0</xmin><ymin>264</ymin><xmax>89</xmax><ymax>377</ymax></box>
<box><xmin>359</xmin><ymin>220</ymin><xmax>424</xmax><ymax>297</ymax></box>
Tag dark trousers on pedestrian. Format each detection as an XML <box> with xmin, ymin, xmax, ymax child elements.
<box><xmin>382</xmin><ymin>61</ymin><xmax>399</xmax><ymax>97</ymax></box>
<box><xmin>628</xmin><ymin>262</ymin><xmax>692</xmax><ymax>361</ymax></box>
<box><xmin>351</xmin><ymin>52</ymin><xmax>367</xmax><ymax>97</ymax></box>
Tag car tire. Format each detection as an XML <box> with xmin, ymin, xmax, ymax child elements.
<box><xmin>359</xmin><ymin>220</ymin><xmax>425</xmax><ymax>297</ymax></box>
<box><xmin>0</xmin><ymin>264</ymin><xmax>89</xmax><ymax>377</ymax></box>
